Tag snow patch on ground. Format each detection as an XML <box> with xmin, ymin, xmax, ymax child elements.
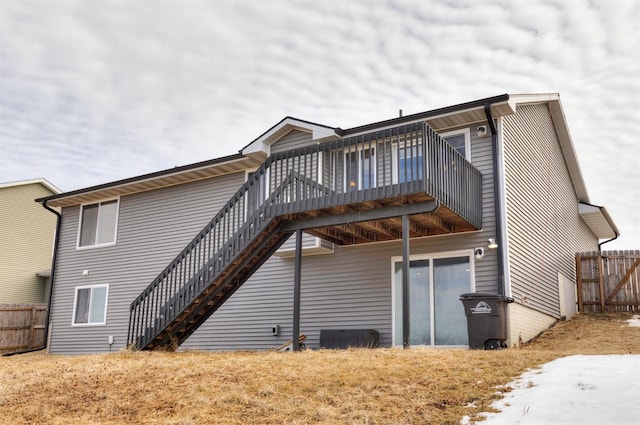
<box><xmin>626</xmin><ymin>315</ymin><xmax>640</xmax><ymax>327</ymax></box>
<box><xmin>461</xmin><ymin>317</ymin><xmax>640</xmax><ymax>424</ymax></box>
<box><xmin>470</xmin><ymin>355</ymin><xmax>640</xmax><ymax>424</ymax></box>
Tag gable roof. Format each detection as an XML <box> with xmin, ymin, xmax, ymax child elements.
<box><xmin>0</xmin><ymin>178</ymin><xmax>61</xmax><ymax>194</ymax></box>
<box><xmin>35</xmin><ymin>93</ymin><xmax>603</xmax><ymax>217</ymax></box>
<box><xmin>241</xmin><ymin>116</ymin><xmax>339</xmax><ymax>155</ymax></box>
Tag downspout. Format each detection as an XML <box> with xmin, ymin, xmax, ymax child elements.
<box><xmin>484</xmin><ymin>103</ymin><xmax>506</xmax><ymax>296</ymax></box>
<box><xmin>3</xmin><ymin>199</ymin><xmax>61</xmax><ymax>356</ymax></box>
<box><xmin>598</xmin><ymin>234</ymin><xmax>619</xmax><ymax>252</ymax></box>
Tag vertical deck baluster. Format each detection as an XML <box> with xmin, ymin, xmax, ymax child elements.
<box><xmin>127</xmin><ymin>303</ymin><xmax>135</xmax><ymax>348</ymax></box>
<box><xmin>177</xmin><ymin>255</ymin><xmax>185</xmax><ymax>312</ymax></box>
<box><xmin>422</xmin><ymin>125</ymin><xmax>428</xmax><ymax>195</ymax></box>
<box><xmin>295</xmin><ymin>149</ymin><xmax>301</xmax><ymax>210</ymax></box>
<box><xmin>382</xmin><ymin>129</ymin><xmax>388</xmax><ymax>195</ymax></box>
<box><xmin>141</xmin><ymin>293</ymin><xmax>150</xmax><ymax>346</ymax></box>
<box><xmin>152</xmin><ymin>280</ymin><xmax>160</xmax><ymax>329</ymax></box>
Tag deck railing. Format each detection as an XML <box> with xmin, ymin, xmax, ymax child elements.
<box><xmin>127</xmin><ymin>122</ymin><xmax>482</xmax><ymax>349</ymax></box>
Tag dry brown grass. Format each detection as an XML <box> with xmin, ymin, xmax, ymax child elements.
<box><xmin>1</xmin><ymin>312</ymin><xmax>639</xmax><ymax>425</ymax></box>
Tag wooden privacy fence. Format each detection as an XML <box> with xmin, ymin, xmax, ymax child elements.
<box><xmin>576</xmin><ymin>250</ymin><xmax>640</xmax><ymax>312</ymax></box>
<box><xmin>0</xmin><ymin>304</ymin><xmax>47</xmax><ymax>354</ymax></box>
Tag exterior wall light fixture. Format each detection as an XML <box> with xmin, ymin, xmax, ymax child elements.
<box><xmin>487</xmin><ymin>238</ymin><xmax>498</xmax><ymax>249</ymax></box>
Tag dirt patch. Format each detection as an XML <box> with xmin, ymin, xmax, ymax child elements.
<box><xmin>0</xmin><ymin>312</ymin><xmax>638</xmax><ymax>424</ymax></box>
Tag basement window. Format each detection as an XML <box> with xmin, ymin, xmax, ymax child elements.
<box><xmin>72</xmin><ymin>284</ymin><xmax>109</xmax><ymax>326</ymax></box>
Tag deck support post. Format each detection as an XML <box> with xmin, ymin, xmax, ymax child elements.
<box><xmin>402</xmin><ymin>214</ymin><xmax>410</xmax><ymax>348</ymax></box>
<box><xmin>293</xmin><ymin>229</ymin><xmax>303</xmax><ymax>351</ymax></box>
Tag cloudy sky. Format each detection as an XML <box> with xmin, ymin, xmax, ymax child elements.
<box><xmin>1</xmin><ymin>0</ymin><xmax>638</xmax><ymax>249</ymax></box>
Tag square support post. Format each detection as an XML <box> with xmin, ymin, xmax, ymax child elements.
<box><xmin>402</xmin><ymin>214</ymin><xmax>410</xmax><ymax>348</ymax></box>
<box><xmin>293</xmin><ymin>229</ymin><xmax>303</xmax><ymax>351</ymax></box>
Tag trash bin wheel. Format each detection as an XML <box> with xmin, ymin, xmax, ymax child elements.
<box><xmin>484</xmin><ymin>339</ymin><xmax>501</xmax><ymax>350</ymax></box>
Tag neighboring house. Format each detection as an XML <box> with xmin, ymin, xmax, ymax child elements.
<box><xmin>36</xmin><ymin>93</ymin><xmax>618</xmax><ymax>354</ymax></box>
<box><xmin>0</xmin><ymin>178</ymin><xmax>61</xmax><ymax>304</ymax></box>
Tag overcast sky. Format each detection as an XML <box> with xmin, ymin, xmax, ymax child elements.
<box><xmin>1</xmin><ymin>0</ymin><xmax>638</xmax><ymax>249</ymax></box>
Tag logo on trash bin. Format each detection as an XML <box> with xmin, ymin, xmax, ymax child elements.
<box><xmin>470</xmin><ymin>301</ymin><xmax>492</xmax><ymax>314</ymax></box>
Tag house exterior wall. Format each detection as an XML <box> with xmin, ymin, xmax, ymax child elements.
<box><xmin>501</xmin><ymin>103</ymin><xmax>598</xmax><ymax>342</ymax></box>
<box><xmin>0</xmin><ymin>182</ymin><xmax>58</xmax><ymax>303</ymax></box>
<box><xmin>270</xmin><ymin>129</ymin><xmax>313</xmax><ymax>153</ymax></box>
<box><xmin>48</xmin><ymin>120</ymin><xmax>501</xmax><ymax>353</ymax></box>
<box><xmin>507</xmin><ymin>302</ymin><xmax>557</xmax><ymax>347</ymax></box>
<box><xmin>48</xmin><ymin>173</ymin><xmax>245</xmax><ymax>354</ymax></box>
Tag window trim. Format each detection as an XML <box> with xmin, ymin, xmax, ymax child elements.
<box><xmin>440</xmin><ymin>128</ymin><xmax>471</xmax><ymax>160</ymax></box>
<box><xmin>390</xmin><ymin>249</ymin><xmax>475</xmax><ymax>347</ymax></box>
<box><xmin>71</xmin><ymin>284</ymin><xmax>109</xmax><ymax>326</ymax></box>
<box><xmin>76</xmin><ymin>198</ymin><xmax>120</xmax><ymax>249</ymax></box>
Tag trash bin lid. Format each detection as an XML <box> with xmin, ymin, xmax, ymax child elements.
<box><xmin>459</xmin><ymin>292</ymin><xmax>506</xmax><ymax>300</ymax></box>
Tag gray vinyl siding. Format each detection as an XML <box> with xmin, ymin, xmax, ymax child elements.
<box><xmin>183</xmin><ymin>123</ymin><xmax>501</xmax><ymax>350</ymax></box>
<box><xmin>48</xmin><ymin>173</ymin><xmax>246</xmax><ymax>354</ymax></box>
<box><xmin>271</xmin><ymin>129</ymin><xmax>313</xmax><ymax>153</ymax></box>
<box><xmin>184</xmin><ymin>232</ymin><xmax>496</xmax><ymax>351</ymax></box>
<box><xmin>502</xmin><ymin>103</ymin><xmax>598</xmax><ymax>318</ymax></box>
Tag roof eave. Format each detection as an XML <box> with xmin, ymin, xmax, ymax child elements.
<box><xmin>36</xmin><ymin>153</ymin><xmax>261</xmax><ymax>208</ymax></box>
<box><xmin>340</xmin><ymin>94</ymin><xmax>512</xmax><ymax>135</ymax></box>
<box><xmin>579</xmin><ymin>202</ymin><xmax>620</xmax><ymax>240</ymax></box>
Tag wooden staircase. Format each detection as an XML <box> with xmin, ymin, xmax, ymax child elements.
<box><xmin>144</xmin><ymin>220</ymin><xmax>292</xmax><ymax>350</ymax></box>
<box><xmin>127</xmin><ymin>165</ymin><xmax>298</xmax><ymax>350</ymax></box>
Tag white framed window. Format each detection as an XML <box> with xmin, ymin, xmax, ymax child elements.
<box><xmin>77</xmin><ymin>199</ymin><xmax>119</xmax><ymax>248</ymax></box>
<box><xmin>72</xmin><ymin>284</ymin><xmax>109</xmax><ymax>326</ymax></box>
<box><xmin>391</xmin><ymin>250</ymin><xmax>475</xmax><ymax>347</ymax></box>
<box><xmin>345</xmin><ymin>147</ymin><xmax>376</xmax><ymax>191</ymax></box>
<box><xmin>440</xmin><ymin>128</ymin><xmax>471</xmax><ymax>159</ymax></box>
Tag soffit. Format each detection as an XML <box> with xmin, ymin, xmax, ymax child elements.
<box><xmin>43</xmin><ymin>153</ymin><xmax>266</xmax><ymax>208</ymax></box>
<box><xmin>425</xmin><ymin>101</ymin><xmax>514</xmax><ymax>131</ymax></box>
<box><xmin>579</xmin><ymin>203</ymin><xmax>619</xmax><ymax>239</ymax></box>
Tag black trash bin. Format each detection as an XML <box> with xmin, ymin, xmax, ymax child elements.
<box><xmin>459</xmin><ymin>293</ymin><xmax>514</xmax><ymax>350</ymax></box>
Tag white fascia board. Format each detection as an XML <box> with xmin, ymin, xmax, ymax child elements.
<box><xmin>506</xmin><ymin>93</ymin><xmax>561</xmax><ymax>111</ymax></box>
<box><xmin>242</xmin><ymin>118</ymin><xmax>338</xmax><ymax>155</ymax></box>
<box><xmin>0</xmin><ymin>178</ymin><xmax>62</xmax><ymax>194</ymax></box>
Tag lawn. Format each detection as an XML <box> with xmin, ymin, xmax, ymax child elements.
<box><xmin>1</xmin><ymin>313</ymin><xmax>638</xmax><ymax>425</ymax></box>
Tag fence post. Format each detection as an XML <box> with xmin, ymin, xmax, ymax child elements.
<box><xmin>29</xmin><ymin>306</ymin><xmax>36</xmax><ymax>349</ymax></box>
<box><xmin>597</xmin><ymin>253</ymin><xmax>606</xmax><ymax>312</ymax></box>
<box><xmin>575</xmin><ymin>254</ymin><xmax>584</xmax><ymax>312</ymax></box>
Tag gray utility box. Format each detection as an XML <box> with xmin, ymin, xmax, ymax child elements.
<box><xmin>459</xmin><ymin>293</ymin><xmax>514</xmax><ymax>350</ymax></box>
<box><xmin>319</xmin><ymin>329</ymin><xmax>379</xmax><ymax>349</ymax></box>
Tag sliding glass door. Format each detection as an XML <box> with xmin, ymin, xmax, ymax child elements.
<box><xmin>393</xmin><ymin>253</ymin><xmax>472</xmax><ymax>346</ymax></box>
